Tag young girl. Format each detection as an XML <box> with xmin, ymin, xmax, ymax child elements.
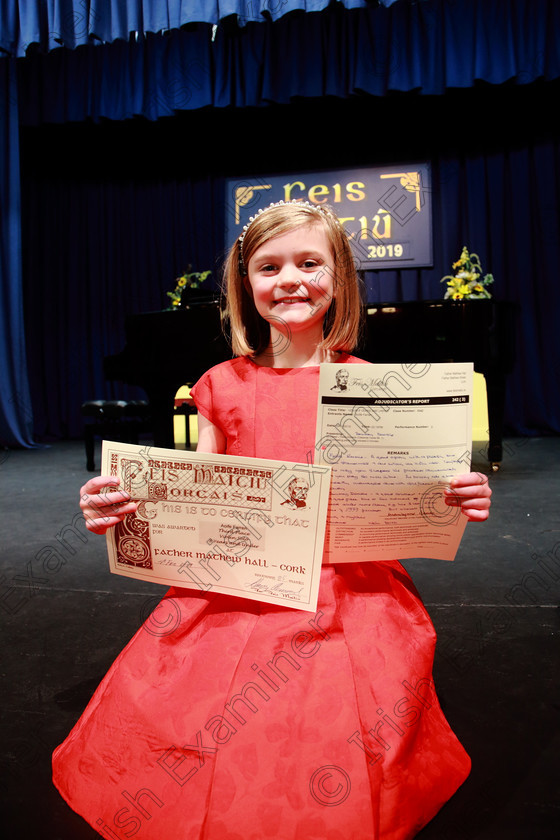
<box><xmin>54</xmin><ymin>201</ymin><xmax>491</xmax><ymax>840</ymax></box>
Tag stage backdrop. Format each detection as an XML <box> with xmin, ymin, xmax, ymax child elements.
<box><xmin>18</xmin><ymin>88</ymin><xmax>560</xmax><ymax>441</ymax></box>
<box><xmin>2</xmin><ymin>0</ymin><xmax>559</xmax><ymax>444</ymax></box>
<box><xmin>226</xmin><ymin>164</ymin><xmax>433</xmax><ymax>270</ymax></box>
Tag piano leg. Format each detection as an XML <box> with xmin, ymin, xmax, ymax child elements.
<box><xmin>484</xmin><ymin>370</ymin><xmax>506</xmax><ymax>470</ymax></box>
<box><xmin>147</xmin><ymin>392</ymin><xmax>177</xmax><ymax>450</ymax></box>
<box><xmin>84</xmin><ymin>424</ymin><xmax>96</xmax><ymax>471</ymax></box>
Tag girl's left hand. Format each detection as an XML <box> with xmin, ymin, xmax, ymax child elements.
<box><xmin>444</xmin><ymin>472</ymin><xmax>492</xmax><ymax>521</ymax></box>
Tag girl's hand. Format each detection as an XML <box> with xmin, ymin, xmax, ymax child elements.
<box><xmin>79</xmin><ymin>476</ymin><xmax>138</xmax><ymax>534</ymax></box>
<box><xmin>444</xmin><ymin>472</ymin><xmax>492</xmax><ymax>521</ymax></box>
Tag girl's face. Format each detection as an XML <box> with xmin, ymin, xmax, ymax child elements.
<box><xmin>245</xmin><ymin>224</ymin><xmax>335</xmax><ymax>338</ymax></box>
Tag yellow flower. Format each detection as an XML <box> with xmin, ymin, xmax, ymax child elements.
<box><xmin>442</xmin><ymin>248</ymin><xmax>492</xmax><ymax>301</ymax></box>
<box><xmin>177</xmin><ymin>277</ymin><xmax>187</xmax><ymax>287</ymax></box>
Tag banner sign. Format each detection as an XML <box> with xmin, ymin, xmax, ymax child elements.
<box><xmin>225</xmin><ymin>164</ymin><xmax>432</xmax><ymax>270</ymax></box>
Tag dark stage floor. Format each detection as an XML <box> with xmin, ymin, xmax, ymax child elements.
<box><xmin>1</xmin><ymin>437</ymin><xmax>559</xmax><ymax>839</ymax></box>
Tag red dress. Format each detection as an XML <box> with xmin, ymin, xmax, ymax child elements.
<box><xmin>52</xmin><ymin>354</ymin><xmax>470</xmax><ymax>840</ymax></box>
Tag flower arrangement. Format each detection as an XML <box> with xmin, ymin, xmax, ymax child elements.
<box><xmin>166</xmin><ymin>267</ymin><xmax>212</xmax><ymax>309</ymax></box>
<box><xmin>441</xmin><ymin>247</ymin><xmax>494</xmax><ymax>300</ymax></box>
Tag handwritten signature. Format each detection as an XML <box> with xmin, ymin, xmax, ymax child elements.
<box><xmin>246</xmin><ymin>577</ymin><xmax>305</xmax><ymax>599</ymax></box>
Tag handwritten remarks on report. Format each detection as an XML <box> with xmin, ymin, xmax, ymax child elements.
<box><xmin>315</xmin><ymin>362</ymin><xmax>473</xmax><ymax>564</ymax></box>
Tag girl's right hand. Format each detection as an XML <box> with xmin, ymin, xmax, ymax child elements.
<box><xmin>79</xmin><ymin>476</ymin><xmax>138</xmax><ymax>534</ymax></box>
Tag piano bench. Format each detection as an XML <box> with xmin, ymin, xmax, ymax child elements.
<box><xmin>81</xmin><ymin>400</ymin><xmax>151</xmax><ymax>471</ymax></box>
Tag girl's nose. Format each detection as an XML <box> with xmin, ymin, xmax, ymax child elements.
<box><xmin>277</xmin><ymin>267</ymin><xmax>302</xmax><ymax>290</ymax></box>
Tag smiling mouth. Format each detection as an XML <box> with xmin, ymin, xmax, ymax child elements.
<box><xmin>274</xmin><ymin>297</ymin><xmax>311</xmax><ymax>305</ymax></box>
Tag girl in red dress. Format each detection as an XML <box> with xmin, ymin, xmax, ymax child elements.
<box><xmin>55</xmin><ymin>201</ymin><xmax>491</xmax><ymax>840</ymax></box>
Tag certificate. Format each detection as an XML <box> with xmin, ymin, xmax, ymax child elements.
<box><xmin>101</xmin><ymin>441</ymin><xmax>331</xmax><ymax>612</ymax></box>
<box><xmin>315</xmin><ymin>362</ymin><xmax>473</xmax><ymax>563</ymax></box>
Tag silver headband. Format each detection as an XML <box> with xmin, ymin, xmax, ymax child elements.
<box><xmin>237</xmin><ymin>199</ymin><xmax>333</xmax><ymax>275</ymax></box>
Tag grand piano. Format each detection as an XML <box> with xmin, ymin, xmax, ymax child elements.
<box><xmin>104</xmin><ymin>298</ymin><xmax>516</xmax><ymax>466</ymax></box>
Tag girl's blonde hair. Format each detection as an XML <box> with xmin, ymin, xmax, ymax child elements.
<box><xmin>222</xmin><ymin>201</ymin><xmax>364</xmax><ymax>357</ymax></box>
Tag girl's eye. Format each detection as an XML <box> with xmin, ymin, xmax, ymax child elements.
<box><xmin>302</xmin><ymin>260</ymin><xmax>319</xmax><ymax>269</ymax></box>
<box><xmin>254</xmin><ymin>263</ymin><xmax>277</xmax><ymax>273</ymax></box>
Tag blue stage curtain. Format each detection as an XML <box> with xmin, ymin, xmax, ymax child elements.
<box><xmin>19</xmin><ymin>89</ymin><xmax>560</xmax><ymax>439</ymax></box>
<box><xmin>0</xmin><ymin>58</ymin><xmax>36</xmax><ymax>447</ymax></box>
<box><xmin>3</xmin><ymin>0</ymin><xmax>560</xmax><ymax>443</ymax></box>
<box><xmin>0</xmin><ymin>1</ymin><xmax>400</xmax><ymax>56</ymax></box>
<box><xmin>17</xmin><ymin>0</ymin><xmax>560</xmax><ymax>124</ymax></box>
<box><xmin>20</xmin><ymin>154</ymin><xmax>225</xmax><ymax>440</ymax></box>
